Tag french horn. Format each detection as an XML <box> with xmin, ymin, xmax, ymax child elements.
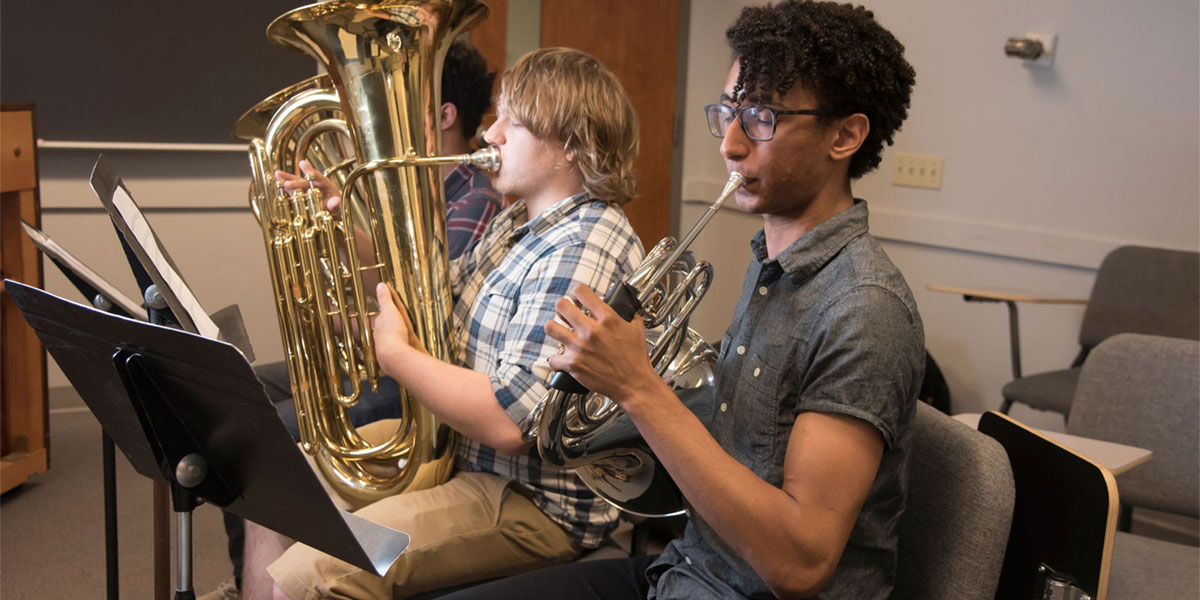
<box><xmin>524</xmin><ymin>172</ymin><xmax>746</xmax><ymax>517</ymax></box>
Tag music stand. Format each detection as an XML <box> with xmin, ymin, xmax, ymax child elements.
<box><xmin>5</xmin><ymin>281</ymin><xmax>410</xmax><ymax>599</ymax></box>
<box><xmin>22</xmin><ymin>157</ymin><xmax>256</xmax><ymax>598</ymax></box>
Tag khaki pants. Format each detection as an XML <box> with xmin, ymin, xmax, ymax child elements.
<box><xmin>267</xmin><ymin>471</ymin><xmax>581</xmax><ymax>599</ymax></box>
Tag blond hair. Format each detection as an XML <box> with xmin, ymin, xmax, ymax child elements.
<box><xmin>498</xmin><ymin>47</ymin><xmax>639</xmax><ymax>205</ymax></box>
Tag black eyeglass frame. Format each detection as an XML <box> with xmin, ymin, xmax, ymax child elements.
<box><xmin>703</xmin><ymin>103</ymin><xmax>841</xmax><ymax>142</ymax></box>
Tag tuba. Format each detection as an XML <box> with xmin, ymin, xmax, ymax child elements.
<box><xmin>523</xmin><ymin>172</ymin><xmax>746</xmax><ymax>517</ymax></box>
<box><xmin>235</xmin><ymin>0</ymin><xmax>496</xmax><ymax>503</ymax></box>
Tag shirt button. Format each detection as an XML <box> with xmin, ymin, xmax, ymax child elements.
<box><xmin>753</xmin><ymin>367</ymin><xmax>761</xmax><ymax>377</ymax></box>
<box><xmin>736</xmin><ymin>345</ymin><xmax>746</xmax><ymax>355</ymax></box>
<box><xmin>758</xmin><ymin>286</ymin><xmax>768</xmax><ymax>296</ymax></box>
<box><xmin>720</xmin><ymin>402</ymin><xmax>728</xmax><ymax>412</ymax></box>
<box><xmin>685</xmin><ymin>556</ymin><xmax>692</xmax><ymax>566</ymax></box>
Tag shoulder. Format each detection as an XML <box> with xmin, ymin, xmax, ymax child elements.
<box><xmin>820</xmin><ymin>234</ymin><xmax>920</xmax><ymax>328</ymax></box>
<box><xmin>543</xmin><ymin>200</ymin><xmax>642</xmax><ymax>258</ymax></box>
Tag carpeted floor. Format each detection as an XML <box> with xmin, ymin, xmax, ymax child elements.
<box><xmin>7</xmin><ymin>388</ymin><xmax>1192</xmax><ymax>599</ymax></box>
<box><xmin>1</xmin><ymin>387</ymin><xmax>233</xmax><ymax>599</ymax></box>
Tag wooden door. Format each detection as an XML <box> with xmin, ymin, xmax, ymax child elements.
<box><xmin>541</xmin><ymin>0</ymin><xmax>682</xmax><ymax>249</ymax></box>
<box><xmin>469</xmin><ymin>0</ymin><xmax>507</xmax><ymax>108</ymax></box>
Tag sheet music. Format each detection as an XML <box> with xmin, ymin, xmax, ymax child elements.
<box><xmin>108</xmin><ymin>184</ymin><xmax>220</xmax><ymax>339</ymax></box>
<box><xmin>19</xmin><ymin>220</ymin><xmax>148</xmax><ymax>320</ymax></box>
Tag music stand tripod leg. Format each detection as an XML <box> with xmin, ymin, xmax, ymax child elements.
<box><xmin>169</xmin><ymin>460</ymin><xmax>206</xmax><ymax>600</ymax></box>
<box><xmin>103</xmin><ymin>432</ymin><xmax>119</xmax><ymax>600</ymax></box>
<box><xmin>112</xmin><ymin>348</ymin><xmax>238</xmax><ymax>600</ymax></box>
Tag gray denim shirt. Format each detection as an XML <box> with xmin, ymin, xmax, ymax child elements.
<box><xmin>647</xmin><ymin>200</ymin><xmax>925</xmax><ymax>600</ymax></box>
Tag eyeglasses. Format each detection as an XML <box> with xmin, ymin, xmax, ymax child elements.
<box><xmin>704</xmin><ymin>103</ymin><xmax>838</xmax><ymax>142</ymax></box>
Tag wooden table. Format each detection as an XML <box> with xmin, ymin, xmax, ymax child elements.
<box><xmin>926</xmin><ymin>284</ymin><xmax>1089</xmax><ymax>306</ymax></box>
<box><xmin>927</xmin><ymin>284</ymin><xmax>1088</xmax><ymax>403</ymax></box>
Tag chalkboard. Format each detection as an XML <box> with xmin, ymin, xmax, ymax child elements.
<box><xmin>1</xmin><ymin>1</ymin><xmax>320</xmax><ymax>144</ymax></box>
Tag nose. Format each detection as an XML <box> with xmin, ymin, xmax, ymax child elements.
<box><xmin>484</xmin><ymin>117</ymin><xmax>505</xmax><ymax>146</ymax></box>
<box><xmin>719</xmin><ymin>115</ymin><xmax>749</xmax><ymax>162</ymax></box>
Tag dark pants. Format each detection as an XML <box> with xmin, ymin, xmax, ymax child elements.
<box><xmin>438</xmin><ymin>555</ymin><xmax>658</xmax><ymax>600</ymax></box>
<box><xmin>256</xmin><ymin>361</ymin><xmax>407</xmax><ymax>439</ymax></box>
<box><xmin>222</xmin><ymin>361</ymin><xmax>406</xmax><ymax>588</ymax></box>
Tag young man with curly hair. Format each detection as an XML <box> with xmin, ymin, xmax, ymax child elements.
<box><xmin>442</xmin><ymin>2</ymin><xmax>924</xmax><ymax>599</ymax></box>
<box><xmin>242</xmin><ymin>47</ymin><xmax>645</xmax><ymax>600</ymax></box>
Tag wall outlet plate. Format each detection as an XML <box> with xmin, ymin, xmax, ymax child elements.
<box><xmin>892</xmin><ymin>153</ymin><xmax>944</xmax><ymax>190</ymax></box>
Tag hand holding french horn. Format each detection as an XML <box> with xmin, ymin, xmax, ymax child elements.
<box><xmin>523</xmin><ymin>171</ymin><xmax>745</xmax><ymax>517</ymax></box>
<box><xmin>546</xmin><ymin>285</ymin><xmax>663</xmax><ymax>404</ymax></box>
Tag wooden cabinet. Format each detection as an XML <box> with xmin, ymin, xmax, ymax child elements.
<box><xmin>1</xmin><ymin>103</ymin><xmax>48</xmax><ymax>493</ymax></box>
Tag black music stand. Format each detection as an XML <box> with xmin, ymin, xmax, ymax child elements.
<box><xmin>5</xmin><ymin>281</ymin><xmax>410</xmax><ymax>599</ymax></box>
<box><xmin>24</xmin><ymin>156</ymin><xmax>257</xmax><ymax>598</ymax></box>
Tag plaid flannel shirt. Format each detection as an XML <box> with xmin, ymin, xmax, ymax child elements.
<box><xmin>449</xmin><ymin>193</ymin><xmax>645</xmax><ymax>548</ymax></box>
<box><xmin>444</xmin><ymin>164</ymin><xmax>503</xmax><ymax>260</ymax></box>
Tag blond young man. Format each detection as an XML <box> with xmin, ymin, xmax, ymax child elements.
<box><xmin>242</xmin><ymin>47</ymin><xmax>646</xmax><ymax>600</ymax></box>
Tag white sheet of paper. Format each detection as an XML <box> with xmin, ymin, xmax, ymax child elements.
<box><xmin>20</xmin><ymin>220</ymin><xmax>148</xmax><ymax>320</ymax></box>
<box><xmin>110</xmin><ymin>185</ymin><xmax>220</xmax><ymax>339</ymax></box>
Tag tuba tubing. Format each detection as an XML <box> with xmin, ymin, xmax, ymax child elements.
<box><xmin>238</xmin><ymin>0</ymin><xmax>492</xmax><ymax>503</ymax></box>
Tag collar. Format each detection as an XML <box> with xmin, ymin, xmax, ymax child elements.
<box><xmin>749</xmin><ymin>199</ymin><xmax>870</xmax><ymax>286</ymax></box>
<box><xmin>506</xmin><ymin>192</ymin><xmax>594</xmax><ymax>242</ymax></box>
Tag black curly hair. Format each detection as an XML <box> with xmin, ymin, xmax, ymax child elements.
<box><xmin>441</xmin><ymin>41</ymin><xmax>496</xmax><ymax>140</ymax></box>
<box><xmin>726</xmin><ymin>0</ymin><xmax>915</xmax><ymax>179</ymax></box>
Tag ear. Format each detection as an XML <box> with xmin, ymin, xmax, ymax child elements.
<box><xmin>828</xmin><ymin>113</ymin><xmax>869</xmax><ymax>162</ymax></box>
<box><xmin>561</xmin><ymin>136</ymin><xmax>577</xmax><ymax>164</ymax></box>
<box><xmin>440</xmin><ymin>102</ymin><xmax>458</xmax><ymax>132</ymax></box>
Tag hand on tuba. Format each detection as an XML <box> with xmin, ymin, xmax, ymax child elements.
<box><xmin>372</xmin><ymin>282</ymin><xmax>430</xmax><ymax>366</ymax></box>
<box><xmin>546</xmin><ymin>285</ymin><xmax>663</xmax><ymax>404</ymax></box>
<box><xmin>275</xmin><ymin>159</ymin><xmax>342</xmax><ymax>213</ymax></box>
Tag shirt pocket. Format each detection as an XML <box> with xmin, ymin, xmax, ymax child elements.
<box><xmin>731</xmin><ymin>350</ymin><xmax>785</xmax><ymax>470</ymax></box>
<box><xmin>471</xmin><ymin>286</ymin><xmax>519</xmax><ymax>368</ymax></box>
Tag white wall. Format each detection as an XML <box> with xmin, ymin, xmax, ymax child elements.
<box><xmin>37</xmin><ymin>150</ymin><xmax>280</xmax><ymax>388</ymax></box>
<box><xmin>680</xmin><ymin>0</ymin><xmax>1199</xmax><ymax>429</ymax></box>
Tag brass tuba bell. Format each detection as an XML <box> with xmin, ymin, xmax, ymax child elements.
<box><xmin>235</xmin><ymin>0</ymin><xmax>495</xmax><ymax>503</ymax></box>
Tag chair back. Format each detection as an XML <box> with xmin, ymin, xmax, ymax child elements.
<box><xmin>1067</xmin><ymin>333</ymin><xmax>1200</xmax><ymax>518</ymax></box>
<box><xmin>893</xmin><ymin>403</ymin><xmax>1014</xmax><ymax>600</ymax></box>
<box><xmin>1078</xmin><ymin>246</ymin><xmax>1199</xmax><ymax>352</ymax></box>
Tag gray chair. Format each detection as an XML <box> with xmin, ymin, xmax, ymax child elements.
<box><xmin>893</xmin><ymin>402</ymin><xmax>1015</xmax><ymax>600</ymax></box>
<box><xmin>1066</xmin><ymin>333</ymin><xmax>1200</xmax><ymax>598</ymax></box>
<box><xmin>1002</xmin><ymin>246</ymin><xmax>1199</xmax><ymax>417</ymax></box>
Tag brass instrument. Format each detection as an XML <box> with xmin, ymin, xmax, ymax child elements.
<box><xmin>235</xmin><ymin>0</ymin><xmax>493</xmax><ymax>503</ymax></box>
<box><xmin>524</xmin><ymin>172</ymin><xmax>747</xmax><ymax>517</ymax></box>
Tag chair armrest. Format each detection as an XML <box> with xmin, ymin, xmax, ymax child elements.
<box><xmin>927</xmin><ymin>284</ymin><xmax>1088</xmax><ymax>384</ymax></box>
